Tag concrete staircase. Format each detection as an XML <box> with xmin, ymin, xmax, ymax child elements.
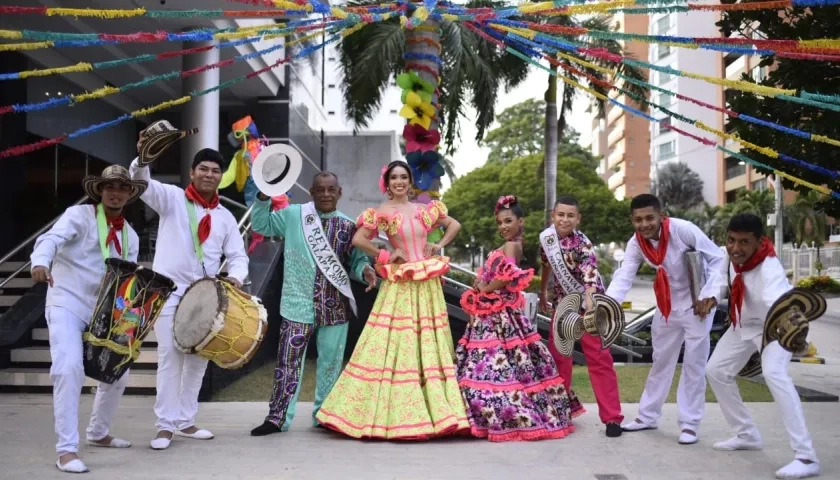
<box><xmin>0</xmin><ymin>261</ymin><xmax>159</xmax><ymax>395</ymax></box>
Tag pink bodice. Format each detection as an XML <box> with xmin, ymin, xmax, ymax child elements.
<box><xmin>357</xmin><ymin>200</ymin><xmax>448</xmax><ymax>262</ymax></box>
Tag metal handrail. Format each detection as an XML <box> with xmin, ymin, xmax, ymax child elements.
<box><xmin>0</xmin><ymin>196</ymin><xmax>89</xmax><ymax>290</ymax></box>
<box><xmin>219</xmin><ymin>204</ymin><xmax>255</xmax><ymax>274</ymax></box>
<box><xmin>219</xmin><ymin>195</ymin><xmax>248</xmax><ymax>211</ymax></box>
<box><xmin>375</xmin><ymin>234</ymin><xmax>644</xmax><ymax>355</ymax></box>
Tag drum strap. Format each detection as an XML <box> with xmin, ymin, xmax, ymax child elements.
<box><xmin>96</xmin><ymin>204</ymin><xmax>128</xmax><ymax>262</ymax></box>
<box><xmin>301</xmin><ymin>202</ymin><xmax>357</xmax><ymax>316</ymax></box>
<box><xmin>539</xmin><ymin>227</ymin><xmax>585</xmax><ymax>295</ymax></box>
<box><xmin>185</xmin><ymin>197</ymin><xmax>207</xmax><ymax>275</ymax></box>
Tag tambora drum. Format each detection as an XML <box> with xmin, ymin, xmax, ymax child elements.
<box><xmin>173</xmin><ymin>277</ymin><xmax>268</xmax><ymax>369</ymax></box>
<box><xmin>83</xmin><ymin>258</ymin><xmax>176</xmax><ymax>384</ymax></box>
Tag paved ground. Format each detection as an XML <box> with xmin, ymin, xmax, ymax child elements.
<box><xmin>0</xmin><ymin>396</ymin><xmax>837</xmax><ymax>479</ymax></box>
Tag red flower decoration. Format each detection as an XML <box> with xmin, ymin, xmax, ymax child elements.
<box><xmin>403</xmin><ymin>124</ymin><xmax>441</xmax><ymax>153</ymax></box>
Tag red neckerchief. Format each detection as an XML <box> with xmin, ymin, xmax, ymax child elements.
<box><xmin>636</xmin><ymin>217</ymin><xmax>672</xmax><ymax>320</ymax></box>
<box><xmin>185</xmin><ymin>184</ymin><xmax>220</xmax><ymax>244</ymax></box>
<box><xmin>107</xmin><ymin>216</ymin><xmax>125</xmax><ymax>255</ymax></box>
<box><xmin>729</xmin><ymin>237</ymin><xmax>776</xmax><ymax>327</ymax></box>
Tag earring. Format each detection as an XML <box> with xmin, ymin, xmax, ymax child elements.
<box><xmin>386</xmin><ymin>188</ymin><xmax>394</xmax><ymax>199</ymax></box>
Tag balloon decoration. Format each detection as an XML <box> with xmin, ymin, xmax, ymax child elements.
<box><xmin>1</xmin><ymin>0</ymin><xmax>839</xmax><ymax>201</ymax></box>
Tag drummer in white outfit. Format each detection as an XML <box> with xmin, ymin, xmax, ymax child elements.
<box><xmin>130</xmin><ymin>132</ymin><xmax>248</xmax><ymax>450</ymax></box>
<box><xmin>30</xmin><ymin>165</ymin><xmax>145</xmax><ymax>473</ymax></box>
<box><xmin>706</xmin><ymin>213</ymin><xmax>820</xmax><ymax>479</ymax></box>
<box><xmin>605</xmin><ymin>194</ymin><xmax>725</xmax><ymax>445</ymax></box>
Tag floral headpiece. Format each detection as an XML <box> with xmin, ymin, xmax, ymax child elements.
<box><xmin>495</xmin><ymin>195</ymin><xmax>518</xmax><ymax>214</ymax></box>
<box><xmin>378</xmin><ymin>164</ymin><xmax>389</xmax><ymax>194</ymax></box>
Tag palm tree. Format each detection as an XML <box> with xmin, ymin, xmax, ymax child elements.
<box><xmin>334</xmin><ymin>0</ymin><xmax>530</xmax><ymax>197</ymax></box>
<box><xmin>787</xmin><ymin>190</ymin><xmax>829</xmax><ymax>248</ymax></box>
<box><xmin>539</xmin><ymin>15</ymin><xmax>649</xmax><ymax>224</ymax></box>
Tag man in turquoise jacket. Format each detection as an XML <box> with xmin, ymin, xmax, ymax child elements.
<box><xmin>249</xmin><ymin>171</ymin><xmax>376</xmax><ymax>436</ymax></box>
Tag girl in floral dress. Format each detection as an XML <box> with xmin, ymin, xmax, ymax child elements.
<box><xmin>315</xmin><ymin>160</ymin><xmax>470</xmax><ymax>440</ymax></box>
<box><xmin>456</xmin><ymin>195</ymin><xmax>575</xmax><ymax>442</ymax></box>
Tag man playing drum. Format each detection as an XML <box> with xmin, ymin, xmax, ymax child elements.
<box><xmin>130</xmin><ymin>136</ymin><xmax>249</xmax><ymax>450</ymax></box>
<box><xmin>249</xmin><ymin>171</ymin><xmax>376</xmax><ymax>436</ymax></box>
<box><xmin>30</xmin><ymin>165</ymin><xmax>146</xmax><ymax>473</ymax></box>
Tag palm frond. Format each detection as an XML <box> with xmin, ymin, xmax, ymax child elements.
<box><xmin>337</xmin><ymin>18</ymin><xmax>405</xmax><ymax>129</ymax></box>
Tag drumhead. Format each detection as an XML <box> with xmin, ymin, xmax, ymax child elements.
<box><xmin>173</xmin><ymin>278</ymin><xmax>224</xmax><ymax>350</ymax></box>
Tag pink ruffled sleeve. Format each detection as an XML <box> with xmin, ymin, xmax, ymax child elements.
<box><xmin>483</xmin><ymin>250</ymin><xmax>534</xmax><ymax>292</ymax></box>
<box><xmin>356</xmin><ymin>208</ymin><xmax>379</xmax><ymax>240</ymax></box>
<box><xmin>427</xmin><ymin>200</ymin><xmax>448</xmax><ymax>225</ymax></box>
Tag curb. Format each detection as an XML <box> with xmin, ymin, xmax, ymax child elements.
<box><xmin>791</xmin><ymin>356</ymin><xmax>826</xmax><ymax>365</ymax></box>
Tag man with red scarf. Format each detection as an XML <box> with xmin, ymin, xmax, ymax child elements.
<box><xmin>30</xmin><ymin>165</ymin><xmax>145</xmax><ymax>473</ymax></box>
<box><xmin>129</xmin><ymin>138</ymin><xmax>249</xmax><ymax>451</ymax></box>
<box><xmin>605</xmin><ymin>194</ymin><xmax>725</xmax><ymax>445</ymax></box>
<box><xmin>706</xmin><ymin>213</ymin><xmax>819</xmax><ymax>479</ymax></box>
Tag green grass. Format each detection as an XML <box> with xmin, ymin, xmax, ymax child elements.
<box><xmin>211</xmin><ymin>360</ymin><xmax>775</xmax><ymax>403</ymax></box>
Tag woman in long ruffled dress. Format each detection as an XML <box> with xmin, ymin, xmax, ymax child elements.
<box><xmin>314</xmin><ymin>160</ymin><xmax>470</xmax><ymax>440</ymax></box>
<box><xmin>456</xmin><ymin>195</ymin><xmax>575</xmax><ymax>442</ymax></box>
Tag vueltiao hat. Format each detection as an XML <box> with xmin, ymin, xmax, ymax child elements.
<box><xmin>550</xmin><ymin>292</ymin><xmax>625</xmax><ymax>357</ymax></box>
<box><xmin>737</xmin><ymin>288</ymin><xmax>826</xmax><ymax>378</ymax></box>
<box><xmin>82</xmin><ymin>165</ymin><xmax>147</xmax><ymax>204</ymax></box>
<box><xmin>138</xmin><ymin>120</ymin><xmax>199</xmax><ymax>167</ymax></box>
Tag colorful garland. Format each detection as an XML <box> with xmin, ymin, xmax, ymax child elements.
<box><xmin>0</xmin><ymin>0</ymin><xmax>839</xmax><ymax>202</ymax></box>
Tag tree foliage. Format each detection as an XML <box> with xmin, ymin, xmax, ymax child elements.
<box><xmin>653</xmin><ymin>162</ymin><xmax>705</xmax><ymax>211</ymax></box>
<box><xmin>443</xmin><ymin>154</ymin><xmax>634</xmax><ymax>268</ymax></box>
<box><xmin>716</xmin><ymin>5</ymin><xmax>840</xmax><ymax>216</ymax></box>
<box><xmin>335</xmin><ymin>0</ymin><xmax>531</xmax><ymax>155</ymax></box>
<box><xmin>481</xmin><ymin>99</ymin><xmax>599</xmax><ymax>170</ymax></box>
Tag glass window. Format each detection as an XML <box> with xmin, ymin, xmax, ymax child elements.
<box><xmin>656</xmin><ymin>140</ymin><xmax>676</xmax><ymax>161</ymax></box>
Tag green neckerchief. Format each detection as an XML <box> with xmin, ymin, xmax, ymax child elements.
<box><xmin>185</xmin><ymin>196</ymin><xmax>207</xmax><ymax>274</ymax></box>
<box><xmin>96</xmin><ymin>203</ymin><xmax>129</xmax><ymax>262</ymax></box>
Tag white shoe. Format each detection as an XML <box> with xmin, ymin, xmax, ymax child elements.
<box><xmin>713</xmin><ymin>434</ymin><xmax>763</xmax><ymax>451</ymax></box>
<box><xmin>678</xmin><ymin>430</ymin><xmax>698</xmax><ymax>445</ymax></box>
<box><xmin>150</xmin><ymin>436</ymin><xmax>171</xmax><ymax>450</ymax></box>
<box><xmin>56</xmin><ymin>458</ymin><xmax>89</xmax><ymax>473</ymax></box>
<box><xmin>86</xmin><ymin>436</ymin><xmax>131</xmax><ymax>448</ymax></box>
<box><xmin>775</xmin><ymin>459</ymin><xmax>820</xmax><ymax>479</ymax></box>
<box><xmin>621</xmin><ymin>419</ymin><xmax>657</xmax><ymax>432</ymax></box>
<box><xmin>174</xmin><ymin>428</ymin><xmax>214</xmax><ymax>440</ymax></box>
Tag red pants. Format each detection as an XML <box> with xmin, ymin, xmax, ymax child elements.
<box><xmin>548</xmin><ymin>332</ymin><xmax>624</xmax><ymax>424</ymax></box>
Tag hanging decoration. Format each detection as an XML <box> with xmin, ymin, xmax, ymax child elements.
<box><xmin>0</xmin><ymin>0</ymin><xmax>839</xmax><ymax>202</ymax></box>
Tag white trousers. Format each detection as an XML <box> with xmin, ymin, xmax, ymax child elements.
<box><xmin>153</xmin><ymin>298</ymin><xmax>209</xmax><ymax>433</ymax></box>
<box><xmin>637</xmin><ymin>307</ymin><xmax>714</xmax><ymax>431</ymax></box>
<box><xmin>46</xmin><ymin>306</ymin><xmax>129</xmax><ymax>455</ymax></box>
<box><xmin>706</xmin><ymin>327</ymin><xmax>818</xmax><ymax>462</ymax></box>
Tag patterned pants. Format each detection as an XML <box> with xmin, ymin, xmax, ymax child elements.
<box><xmin>266</xmin><ymin>317</ymin><xmax>348</xmax><ymax>430</ymax></box>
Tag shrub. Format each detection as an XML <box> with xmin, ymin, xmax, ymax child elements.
<box><xmin>795</xmin><ymin>275</ymin><xmax>840</xmax><ymax>293</ymax></box>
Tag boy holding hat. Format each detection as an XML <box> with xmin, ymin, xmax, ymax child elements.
<box><xmin>30</xmin><ymin>165</ymin><xmax>146</xmax><ymax>473</ymax></box>
<box><xmin>706</xmin><ymin>213</ymin><xmax>824</xmax><ymax>479</ymax></box>
<box><xmin>130</xmin><ymin>125</ymin><xmax>249</xmax><ymax>451</ymax></box>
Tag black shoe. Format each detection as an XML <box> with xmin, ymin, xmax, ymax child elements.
<box><xmin>606</xmin><ymin>422</ymin><xmax>623</xmax><ymax>438</ymax></box>
<box><xmin>250</xmin><ymin>421</ymin><xmax>281</xmax><ymax>436</ymax></box>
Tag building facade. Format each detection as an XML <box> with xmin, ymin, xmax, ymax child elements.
<box><xmin>648</xmin><ymin>12</ymin><xmax>721</xmax><ymax>206</ymax></box>
<box><xmin>0</xmin><ymin>6</ymin><xmax>327</xmax><ymax>256</ymax></box>
<box><xmin>592</xmin><ymin>14</ymin><xmax>652</xmax><ymax>201</ymax></box>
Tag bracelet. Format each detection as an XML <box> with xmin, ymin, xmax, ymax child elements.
<box><xmin>376</xmin><ymin>249</ymin><xmax>391</xmax><ymax>264</ymax></box>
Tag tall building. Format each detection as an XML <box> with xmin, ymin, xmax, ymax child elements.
<box><xmin>648</xmin><ymin>12</ymin><xmax>721</xmax><ymax>205</ymax></box>
<box><xmin>593</xmin><ymin>14</ymin><xmax>652</xmax><ymax>201</ymax></box>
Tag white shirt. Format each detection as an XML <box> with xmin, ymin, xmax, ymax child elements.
<box><xmin>606</xmin><ymin>217</ymin><xmax>726</xmax><ymax>312</ymax></box>
<box><xmin>129</xmin><ymin>158</ymin><xmax>248</xmax><ymax>296</ymax></box>
<box><xmin>726</xmin><ymin>255</ymin><xmax>791</xmax><ymax>340</ymax></box>
<box><xmin>30</xmin><ymin>204</ymin><xmax>139</xmax><ymax>323</ymax></box>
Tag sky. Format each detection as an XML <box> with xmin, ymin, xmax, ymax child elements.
<box><xmin>438</xmin><ymin>65</ymin><xmax>594</xmax><ymax>192</ymax></box>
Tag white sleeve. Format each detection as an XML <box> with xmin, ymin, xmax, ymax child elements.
<box><xmin>129</xmin><ymin>157</ymin><xmax>180</xmax><ymax>215</ymax></box>
<box><xmin>675</xmin><ymin>220</ymin><xmax>726</xmax><ymax>302</ymax></box>
<box><xmin>30</xmin><ymin>207</ymin><xmax>86</xmax><ymax>269</ymax></box>
<box><xmin>760</xmin><ymin>258</ymin><xmax>793</xmax><ymax>311</ymax></box>
<box><xmin>605</xmin><ymin>236</ymin><xmax>643</xmax><ymax>304</ymax></box>
<box><xmin>222</xmin><ymin>215</ymin><xmax>249</xmax><ymax>284</ymax></box>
